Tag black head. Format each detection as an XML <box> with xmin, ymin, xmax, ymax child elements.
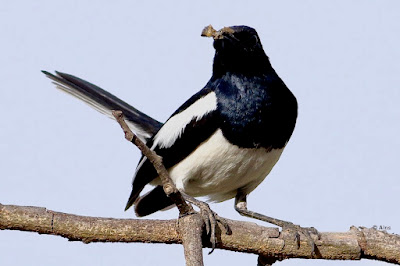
<box><xmin>202</xmin><ymin>25</ymin><xmax>271</xmax><ymax>77</ymax></box>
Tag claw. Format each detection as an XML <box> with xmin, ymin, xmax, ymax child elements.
<box><xmin>234</xmin><ymin>192</ymin><xmax>318</xmax><ymax>255</ymax></box>
<box><xmin>181</xmin><ymin>194</ymin><xmax>231</xmax><ymax>254</ymax></box>
<box><xmin>216</xmin><ymin>214</ymin><xmax>232</xmax><ymax>235</ymax></box>
<box><xmin>202</xmin><ymin>209</ymin><xmax>211</xmax><ymax>235</ymax></box>
<box><xmin>283</xmin><ymin>223</ymin><xmax>319</xmax><ymax>255</ymax></box>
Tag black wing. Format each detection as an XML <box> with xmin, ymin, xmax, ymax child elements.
<box><xmin>125</xmin><ymin>88</ymin><xmax>221</xmax><ymax>213</ymax></box>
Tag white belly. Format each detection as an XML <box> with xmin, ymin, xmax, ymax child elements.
<box><xmin>168</xmin><ymin>129</ymin><xmax>284</xmax><ymax>202</ymax></box>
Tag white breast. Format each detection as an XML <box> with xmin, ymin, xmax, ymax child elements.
<box><xmin>168</xmin><ymin>129</ymin><xmax>284</xmax><ymax>202</ymax></box>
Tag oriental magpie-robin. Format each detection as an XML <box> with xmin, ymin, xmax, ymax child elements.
<box><xmin>43</xmin><ymin>25</ymin><xmax>317</xmax><ymax>252</ymax></box>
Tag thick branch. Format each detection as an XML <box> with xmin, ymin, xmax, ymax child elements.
<box><xmin>1</xmin><ymin>203</ymin><xmax>399</xmax><ymax>264</ymax></box>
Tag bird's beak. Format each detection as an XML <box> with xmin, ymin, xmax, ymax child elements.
<box><xmin>201</xmin><ymin>25</ymin><xmax>234</xmax><ymax>40</ymax></box>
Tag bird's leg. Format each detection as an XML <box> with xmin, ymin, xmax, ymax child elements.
<box><xmin>181</xmin><ymin>193</ymin><xmax>231</xmax><ymax>253</ymax></box>
<box><xmin>234</xmin><ymin>191</ymin><xmax>319</xmax><ymax>254</ymax></box>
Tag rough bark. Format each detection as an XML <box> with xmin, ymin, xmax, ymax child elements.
<box><xmin>179</xmin><ymin>214</ymin><xmax>205</xmax><ymax>266</ymax></box>
<box><xmin>1</xmin><ymin>203</ymin><xmax>399</xmax><ymax>264</ymax></box>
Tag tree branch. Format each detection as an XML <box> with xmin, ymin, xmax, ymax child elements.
<box><xmin>4</xmin><ymin>111</ymin><xmax>397</xmax><ymax>265</ymax></box>
<box><xmin>179</xmin><ymin>214</ymin><xmax>205</xmax><ymax>266</ymax></box>
<box><xmin>112</xmin><ymin>110</ymin><xmax>202</xmax><ymax>266</ymax></box>
<box><xmin>1</xmin><ymin>203</ymin><xmax>399</xmax><ymax>264</ymax></box>
<box><xmin>112</xmin><ymin>110</ymin><xmax>194</xmax><ymax>216</ymax></box>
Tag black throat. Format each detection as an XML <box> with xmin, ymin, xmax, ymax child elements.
<box><xmin>212</xmin><ymin>47</ymin><xmax>272</xmax><ymax>78</ymax></box>
<box><xmin>210</xmin><ymin>69</ymin><xmax>298</xmax><ymax>150</ymax></box>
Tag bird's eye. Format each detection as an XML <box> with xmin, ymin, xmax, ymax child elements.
<box><xmin>248</xmin><ymin>35</ymin><xmax>259</xmax><ymax>47</ymax></box>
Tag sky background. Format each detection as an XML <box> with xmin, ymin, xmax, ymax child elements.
<box><xmin>1</xmin><ymin>1</ymin><xmax>399</xmax><ymax>265</ymax></box>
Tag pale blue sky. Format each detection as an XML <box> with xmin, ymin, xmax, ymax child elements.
<box><xmin>1</xmin><ymin>1</ymin><xmax>399</xmax><ymax>265</ymax></box>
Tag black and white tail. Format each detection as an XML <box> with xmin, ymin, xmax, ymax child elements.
<box><xmin>42</xmin><ymin>71</ymin><xmax>162</xmax><ymax>142</ymax></box>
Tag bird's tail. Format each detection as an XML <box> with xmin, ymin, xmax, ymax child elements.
<box><xmin>133</xmin><ymin>186</ymin><xmax>174</xmax><ymax>216</ymax></box>
<box><xmin>42</xmin><ymin>71</ymin><xmax>162</xmax><ymax>142</ymax></box>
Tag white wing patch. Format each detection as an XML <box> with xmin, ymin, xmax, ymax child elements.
<box><xmin>152</xmin><ymin>91</ymin><xmax>218</xmax><ymax>149</ymax></box>
<box><xmin>53</xmin><ymin>82</ymin><xmax>152</xmax><ymax>142</ymax></box>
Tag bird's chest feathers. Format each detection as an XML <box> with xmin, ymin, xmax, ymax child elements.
<box><xmin>168</xmin><ymin>129</ymin><xmax>283</xmax><ymax>201</ymax></box>
<box><xmin>218</xmin><ymin>75</ymin><xmax>268</xmax><ymax>125</ymax></box>
<box><xmin>215</xmin><ymin>74</ymin><xmax>288</xmax><ymax>149</ymax></box>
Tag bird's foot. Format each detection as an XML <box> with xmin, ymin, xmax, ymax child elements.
<box><xmin>234</xmin><ymin>193</ymin><xmax>319</xmax><ymax>255</ymax></box>
<box><xmin>181</xmin><ymin>194</ymin><xmax>231</xmax><ymax>254</ymax></box>
<box><xmin>281</xmin><ymin>222</ymin><xmax>320</xmax><ymax>255</ymax></box>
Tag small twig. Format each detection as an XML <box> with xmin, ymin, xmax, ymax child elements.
<box><xmin>179</xmin><ymin>214</ymin><xmax>205</xmax><ymax>266</ymax></box>
<box><xmin>112</xmin><ymin>110</ymin><xmax>204</xmax><ymax>266</ymax></box>
<box><xmin>112</xmin><ymin>110</ymin><xmax>194</xmax><ymax>216</ymax></box>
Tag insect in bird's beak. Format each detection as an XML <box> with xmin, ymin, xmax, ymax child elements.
<box><xmin>201</xmin><ymin>25</ymin><xmax>235</xmax><ymax>40</ymax></box>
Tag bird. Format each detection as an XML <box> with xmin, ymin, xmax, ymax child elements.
<box><xmin>43</xmin><ymin>25</ymin><xmax>317</xmax><ymax>252</ymax></box>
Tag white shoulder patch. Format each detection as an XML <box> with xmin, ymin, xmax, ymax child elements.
<box><xmin>152</xmin><ymin>91</ymin><xmax>217</xmax><ymax>149</ymax></box>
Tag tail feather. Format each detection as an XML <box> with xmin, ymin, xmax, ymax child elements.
<box><xmin>133</xmin><ymin>186</ymin><xmax>174</xmax><ymax>216</ymax></box>
<box><xmin>42</xmin><ymin>70</ymin><xmax>162</xmax><ymax>141</ymax></box>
